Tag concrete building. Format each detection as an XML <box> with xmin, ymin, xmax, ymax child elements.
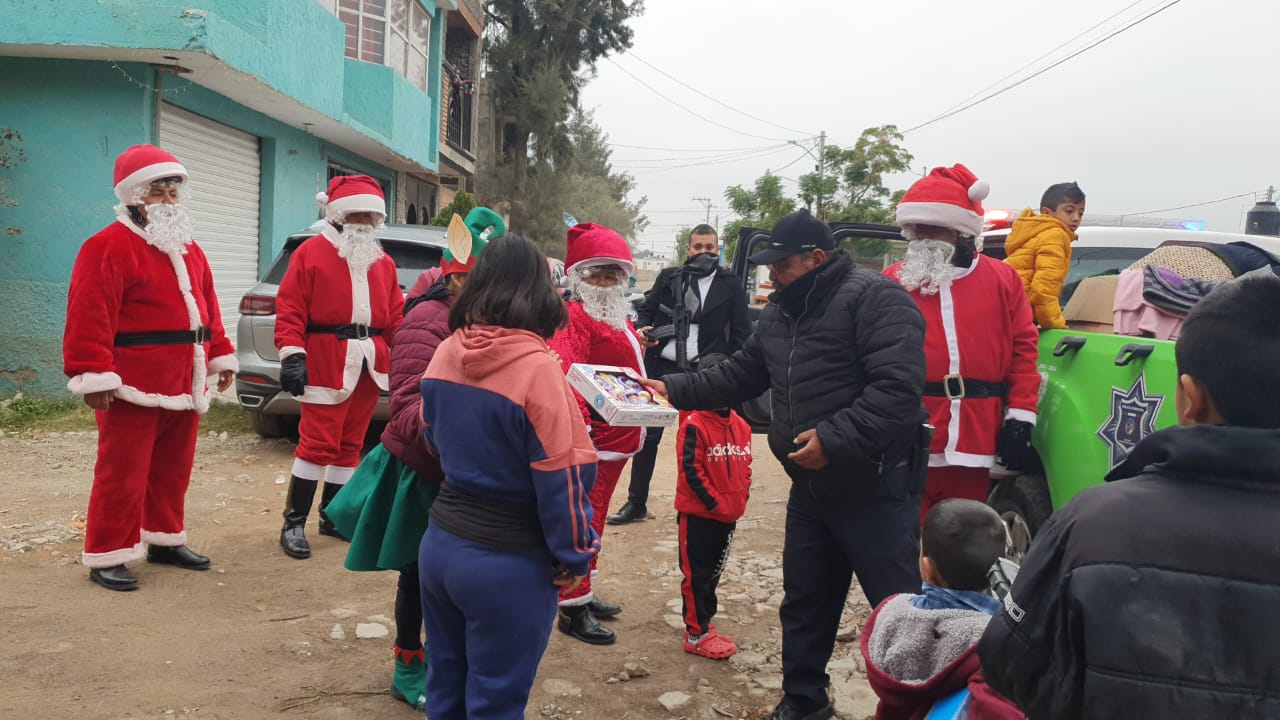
<box><xmin>0</xmin><ymin>0</ymin><xmax>482</xmax><ymax>395</ymax></box>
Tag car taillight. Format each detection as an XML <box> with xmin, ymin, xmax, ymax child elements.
<box><xmin>983</xmin><ymin>209</ymin><xmax>1014</xmax><ymax>233</ymax></box>
<box><xmin>239</xmin><ymin>294</ymin><xmax>276</xmax><ymax>316</ymax></box>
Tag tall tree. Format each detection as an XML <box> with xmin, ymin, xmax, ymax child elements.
<box><xmin>482</xmin><ymin>0</ymin><xmax>643</xmax><ymax>230</ymax></box>
<box><xmin>798</xmin><ymin>124</ymin><xmax>913</xmax><ymax>224</ymax></box>
<box><xmin>721</xmin><ymin>173</ymin><xmax>795</xmax><ymax>263</ymax></box>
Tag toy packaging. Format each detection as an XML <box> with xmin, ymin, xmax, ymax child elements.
<box><xmin>566</xmin><ymin>363</ymin><xmax>678</xmax><ymax>428</ymax></box>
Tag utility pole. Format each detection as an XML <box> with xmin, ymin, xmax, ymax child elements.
<box><xmin>816</xmin><ymin>130</ymin><xmax>826</xmax><ymax>221</ymax></box>
<box><xmin>693</xmin><ymin>196</ymin><xmax>713</xmax><ymax>225</ymax></box>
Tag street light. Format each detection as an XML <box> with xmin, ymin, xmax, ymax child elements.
<box><xmin>788</xmin><ymin>132</ymin><xmax>826</xmax><ymax>220</ymax></box>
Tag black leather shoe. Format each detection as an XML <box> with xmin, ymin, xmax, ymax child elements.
<box><xmin>606</xmin><ymin>501</ymin><xmax>648</xmax><ymax>525</ymax></box>
<box><xmin>317</xmin><ymin>482</ymin><xmax>350</xmax><ymax>541</ymax></box>
<box><xmin>588</xmin><ymin>598</ymin><xmax>622</xmax><ymax>619</ymax></box>
<box><xmin>763</xmin><ymin>701</ymin><xmax>835</xmax><ymax>720</ymax></box>
<box><xmin>89</xmin><ymin>565</ymin><xmax>139</xmax><ymax>592</ymax></box>
<box><xmin>147</xmin><ymin>545</ymin><xmax>211</xmax><ymax>570</ymax></box>
<box><xmin>557</xmin><ymin>605</ymin><xmax>616</xmax><ymax>645</ymax></box>
<box><xmin>280</xmin><ymin>526</ymin><xmax>311</xmax><ymax>559</ymax></box>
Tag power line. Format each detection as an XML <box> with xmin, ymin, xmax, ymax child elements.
<box><xmin>613</xmin><ymin>144</ymin><xmax>788</xmax><ymax>164</ymax></box>
<box><xmin>620</xmin><ymin>53</ymin><xmax>816</xmax><ymax>137</ymax></box>
<box><xmin>932</xmin><ymin>0</ymin><xmax>1146</xmax><ymax>118</ymax></box>
<box><xmin>608</xmin><ymin>142</ymin><xmax>784</xmax><ymax>153</ymax></box>
<box><xmin>630</xmin><ymin>145</ymin><xmax>796</xmax><ymax>175</ymax></box>
<box><xmin>1119</xmin><ymin>191</ymin><xmax>1257</xmax><ymax>216</ymax></box>
<box><xmin>604</xmin><ymin>56</ymin><xmax>794</xmax><ymax>143</ymax></box>
<box><xmin>903</xmin><ymin>0</ymin><xmax>1185</xmax><ymax>134</ymax></box>
<box><xmin>771</xmin><ymin>150</ymin><xmax>814</xmax><ymax>176</ymax></box>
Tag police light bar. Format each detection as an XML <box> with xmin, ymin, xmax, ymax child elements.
<box><xmin>983</xmin><ymin>209</ymin><xmax>1014</xmax><ymax>233</ymax></box>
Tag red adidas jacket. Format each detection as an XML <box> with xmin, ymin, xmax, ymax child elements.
<box><xmin>675</xmin><ymin>409</ymin><xmax>753</xmax><ymax>523</ymax></box>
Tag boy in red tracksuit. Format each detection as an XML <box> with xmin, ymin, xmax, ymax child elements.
<box><xmin>675</xmin><ymin>353</ymin><xmax>753</xmax><ymax>660</ymax></box>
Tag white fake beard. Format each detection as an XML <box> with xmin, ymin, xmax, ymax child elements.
<box><xmin>143</xmin><ymin>203</ymin><xmax>194</xmax><ymax>255</ymax></box>
<box><xmin>898</xmin><ymin>239</ymin><xmax>957</xmax><ymax>296</ymax></box>
<box><xmin>336</xmin><ymin>223</ymin><xmax>384</xmax><ymax>274</ymax></box>
<box><xmin>573</xmin><ymin>278</ymin><xmax>634</xmax><ymax>332</ymax></box>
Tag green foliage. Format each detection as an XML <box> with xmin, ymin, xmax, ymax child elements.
<box><xmin>0</xmin><ymin>395</ymin><xmax>251</xmax><ymax>435</ymax></box>
<box><xmin>673</xmin><ymin>226</ymin><xmax>692</xmax><ymax>260</ymax></box>
<box><xmin>722</xmin><ymin>174</ymin><xmax>796</xmax><ymax>263</ymax></box>
<box><xmin>799</xmin><ymin>125</ymin><xmax>913</xmax><ymax>223</ymax></box>
<box><xmin>431</xmin><ymin>191</ymin><xmax>478</xmax><ymax>226</ymax></box>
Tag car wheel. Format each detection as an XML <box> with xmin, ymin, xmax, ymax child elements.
<box><xmin>988</xmin><ymin>474</ymin><xmax>1053</xmax><ymax>564</ymax></box>
<box><xmin>249</xmin><ymin>410</ymin><xmax>291</xmax><ymax>439</ymax></box>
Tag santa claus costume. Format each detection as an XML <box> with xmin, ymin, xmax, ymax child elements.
<box><xmin>884</xmin><ymin>165</ymin><xmax>1040</xmax><ymax>522</ymax></box>
<box><xmin>275</xmin><ymin>175</ymin><xmax>404</xmax><ymax>560</ymax></box>
<box><xmin>549</xmin><ymin>222</ymin><xmax>647</xmax><ymax>646</ymax></box>
<box><xmin>63</xmin><ymin>144</ymin><xmax>238</xmax><ymax>591</ymax></box>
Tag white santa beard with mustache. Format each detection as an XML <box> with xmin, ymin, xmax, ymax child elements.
<box><xmin>336</xmin><ymin>224</ymin><xmax>385</xmax><ymax>274</ymax></box>
<box><xmin>143</xmin><ymin>203</ymin><xmax>194</xmax><ymax>255</ymax></box>
<box><xmin>898</xmin><ymin>239</ymin><xmax>958</xmax><ymax>296</ymax></box>
<box><xmin>573</xmin><ymin>278</ymin><xmax>634</xmax><ymax>331</ymax></box>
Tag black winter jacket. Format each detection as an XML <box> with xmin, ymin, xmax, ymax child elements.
<box><xmin>637</xmin><ymin>265</ymin><xmax>751</xmax><ymax>377</ymax></box>
<box><xmin>979</xmin><ymin>424</ymin><xmax>1280</xmax><ymax>719</ymax></box>
<box><xmin>664</xmin><ymin>252</ymin><xmax>926</xmax><ymax>493</ymax></box>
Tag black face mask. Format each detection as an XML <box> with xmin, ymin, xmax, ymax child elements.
<box><xmin>685</xmin><ymin>252</ymin><xmax>720</xmax><ymax>276</ymax></box>
<box><xmin>951</xmin><ymin>236</ymin><xmax>977</xmax><ymax>268</ymax></box>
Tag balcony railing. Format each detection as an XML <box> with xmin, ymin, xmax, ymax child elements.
<box><xmin>443</xmin><ymin>61</ymin><xmax>474</xmax><ymax>156</ymax></box>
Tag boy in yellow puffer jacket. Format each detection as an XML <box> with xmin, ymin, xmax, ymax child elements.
<box><xmin>1004</xmin><ymin>182</ymin><xmax>1087</xmax><ymax>329</ymax></box>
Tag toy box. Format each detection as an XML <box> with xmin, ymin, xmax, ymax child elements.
<box><xmin>566</xmin><ymin>363</ymin><xmax>678</xmax><ymax>428</ymax></box>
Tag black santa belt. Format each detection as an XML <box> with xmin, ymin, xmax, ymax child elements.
<box><xmin>114</xmin><ymin>327</ymin><xmax>211</xmax><ymax>347</ymax></box>
<box><xmin>306</xmin><ymin>323</ymin><xmax>383</xmax><ymax>340</ymax></box>
<box><xmin>924</xmin><ymin>375</ymin><xmax>1007</xmax><ymax>400</ymax></box>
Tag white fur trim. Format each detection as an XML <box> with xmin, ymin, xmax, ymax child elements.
<box><xmin>897</xmin><ymin>201</ymin><xmax>983</xmax><ymax>238</ymax></box>
<box><xmin>141</xmin><ymin>529</ymin><xmax>188</xmax><ymax>547</ymax></box>
<box><xmin>68</xmin><ymin>371</ymin><xmax>123</xmax><ymax>395</ymax></box>
<box><xmin>325</xmin><ymin>466</ymin><xmax>356</xmax><ymax>485</ymax></box>
<box><xmin>292</xmin><ymin>458</ymin><xmax>325</xmax><ymax>480</ymax></box>
<box><xmin>1006</xmin><ymin>408</ymin><xmax>1037</xmax><ymax>425</ymax></box>
<box><xmin>968</xmin><ymin>180</ymin><xmax>990</xmax><ymax>202</ymax></box>
<box><xmin>567</xmin><ymin>257</ymin><xmax>635</xmax><ymax>278</ymax></box>
<box><xmin>929</xmin><ymin>451</ymin><xmax>994</xmax><ymax>469</ymax></box>
<box><xmin>597</xmin><ymin>449</ymin><xmax>639</xmax><ymax>462</ymax></box>
<box><xmin>114</xmin><ymin>161</ymin><xmax>188</xmax><ymax>203</ymax></box>
<box><xmin>208</xmin><ymin>354</ymin><xmax>238</xmax><ymax>375</ymax></box>
<box><xmin>326</xmin><ymin>193</ymin><xmax>386</xmax><ymax>219</ymax></box>
<box><xmin>82</xmin><ymin>542</ymin><xmax>145</xmax><ymax>569</ymax></box>
<box><xmin>114</xmin><ymin>384</ymin><xmax>207</xmax><ymax>412</ymax></box>
<box><xmin>558</xmin><ymin>591</ymin><xmax>595</xmax><ymax>607</ymax></box>
<box><xmin>279</xmin><ymin>346</ymin><xmax>306</xmax><ymax>360</ymax></box>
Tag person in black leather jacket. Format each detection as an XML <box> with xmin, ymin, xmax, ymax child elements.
<box><xmin>979</xmin><ymin>272</ymin><xmax>1280</xmax><ymax>719</ymax></box>
<box><xmin>645</xmin><ymin>210</ymin><xmax>927</xmax><ymax>720</ymax></box>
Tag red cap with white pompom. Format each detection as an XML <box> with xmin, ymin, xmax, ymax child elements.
<box><xmin>895</xmin><ymin>163</ymin><xmax>990</xmax><ymax>238</ymax></box>
<box><xmin>317</xmin><ymin>175</ymin><xmax>386</xmax><ymax>223</ymax></box>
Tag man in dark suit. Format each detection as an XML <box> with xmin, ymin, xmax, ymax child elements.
<box><xmin>608</xmin><ymin>224</ymin><xmax>751</xmax><ymax>524</ymax></box>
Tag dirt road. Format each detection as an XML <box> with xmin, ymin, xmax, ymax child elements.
<box><xmin>1</xmin><ymin>429</ymin><xmax>879</xmax><ymax>720</ymax></box>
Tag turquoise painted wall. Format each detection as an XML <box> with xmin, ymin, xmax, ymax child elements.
<box><xmin>0</xmin><ymin>58</ymin><xmax>396</xmax><ymax>396</ymax></box>
<box><xmin>0</xmin><ymin>58</ymin><xmax>153</xmax><ymax>394</ymax></box>
<box><xmin>0</xmin><ymin>0</ymin><xmax>440</xmax><ymax>171</ymax></box>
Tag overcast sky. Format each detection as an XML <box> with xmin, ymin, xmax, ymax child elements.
<box><xmin>578</xmin><ymin>0</ymin><xmax>1279</xmax><ymax>256</ymax></box>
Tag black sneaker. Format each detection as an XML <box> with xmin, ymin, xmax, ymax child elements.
<box><xmin>606</xmin><ymin>501</ymin><xmax>648</xmax><ymax>525</ymax></box>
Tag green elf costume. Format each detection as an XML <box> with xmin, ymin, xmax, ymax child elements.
<box><xmin>325</xmin><ymin>206</ymin><xmax>504</xmax><ymax>710</ymax></box>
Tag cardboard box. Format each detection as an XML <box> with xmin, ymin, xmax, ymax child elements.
<box><xmin>1063</xmin><ymin>274</ymin><xmax>1120</xmax><ymax>324</ymax></box>
<box><xmin>566</xmin><ymin>364</ymin><xmax>678</xmax><ymax>428</ymax></box>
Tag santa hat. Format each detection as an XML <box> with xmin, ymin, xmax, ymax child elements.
<box><xmin>895</xmin><ymin>163</ymin><xmax>990</xmax><ymax>238</ymax></box>
<box><xmin>441</xmin><ymin>206</ymin><xmax>506</xmax><ymax>275</ymax></box>
<box><xmin>565</xmin><ymin>222</ymin><xmax>633</xmax><ymax>278</ymax></box>
<box><xmin>316</xmin><ymin>175</ymin><xmax>386</xmax><ymax>223</ymax></box>
<box><xmin>113</xmin><ymin>144</ymin><xmax>188</xmax><ymax>204</ymax></box>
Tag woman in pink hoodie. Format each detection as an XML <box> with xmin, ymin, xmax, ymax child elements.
<box><xmin>419</xmin><ymin>235</ymin><xmax>601</xmax><ymax>719</ymax></box>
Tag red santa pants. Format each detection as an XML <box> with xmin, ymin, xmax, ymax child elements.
<box><xmin>559</xmin><ymin>458</ymin><xmax>628</xmax><ymax>606</ymax></box>
<box><xmin>296</xmin><ymin>373</ymin><xmax>380</xmax><ymax>472</ymax></box>
<box><xmin>920</xmin><ymin>465</ymin><xmax>992</xmax><ymax>525</ymax></box>
<box><xmin>82</xmin><ymin>399</ymin><xmax>200</xmax><ymax>569</ymax></box>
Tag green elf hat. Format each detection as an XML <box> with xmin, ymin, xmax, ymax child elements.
<box><xmin>441</xmin><ymin>206</ymin><xmax>505</xmax><ymax>275</ymax></box>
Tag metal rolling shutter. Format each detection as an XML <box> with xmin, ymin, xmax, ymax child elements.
<box><xmin>158</xmin><ymin>104</ymin><xmax>262</xmax><ymax>345</ymax></box>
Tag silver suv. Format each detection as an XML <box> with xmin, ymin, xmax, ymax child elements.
<box><xmin>235</xmin><ymin>221</ymin><xmax>448</xmax><ymax>437</ymax></box>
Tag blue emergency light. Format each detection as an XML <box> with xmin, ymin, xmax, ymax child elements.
<box><xmin>1180</xmin><ymin>220</ymin><xmax>1206</xmax><ymax>231</ymax></box>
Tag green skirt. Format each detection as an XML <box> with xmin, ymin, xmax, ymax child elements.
<box><xmin>324</xmin><ymin>443</ymin><xmax>440</xmax><ymax>572</ymax></box>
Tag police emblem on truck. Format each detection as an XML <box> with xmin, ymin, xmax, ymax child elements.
<box><xmin>1097</xmin><ymin>374</ymin><xmax>1165</xmax><ymax>468</ymax></box>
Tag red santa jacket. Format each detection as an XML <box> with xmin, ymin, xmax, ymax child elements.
<box><xmin>63</xmin><ymin>218</ymin><xmax>237</xmax><ymax>413</ymax></box>
<box><xmin>274</xmin><ymin>225</ymin><xmax>403</xmax><ymax>404</ymax></box>
<box><xmin>549</xmin><ymin>300</ymin><xmax>646</xmax><ymax>459</ymax></box>
<box><xmin>675</xmin><ymin>409</ymin><xmax>752</xmax><ymax>524</ymax></box>
<box><xmin>884</xmin><ymin>257</ymin><xmax>1039</xmax><ymax>468</ymax></box>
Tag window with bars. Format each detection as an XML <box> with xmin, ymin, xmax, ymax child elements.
<box><xmin>339</xmin><ymin>0</ymin><xmax>431</xmax><ymax>92</ymax></box>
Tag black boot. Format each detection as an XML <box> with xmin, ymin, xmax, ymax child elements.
<box><xmin>89</xmin><ymin>564</ymin><xmax>140</xmax><ymax>592</ymax></box>
<box><xmin>587</xmin><ymin>598</ymin><xmax>622</xmax><ymax>619</ymax></box>
<box><xmin>557</xmin><ymin>604</ymin><xmax>616</xmax><ymax>645</ymax></box>
<box><xmin>280</xmin><ymin>476</ymin><xmax>317</xmax><ymax>559</ymax></box>
<box><xmin>606</xmin><ymin>501</ymin><xmax>648</xmax><ymax>525</ymax></box>
<box><xmin>317</xmin><ymin>482</ymin><xmax>349</xmax><ymax>541</ymax></box>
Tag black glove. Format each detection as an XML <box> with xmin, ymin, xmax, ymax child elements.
<box><xmin>280</xmin><ymin>353</ymin><xmax>308</xmax><ymax>397</ymax></box>
<box><xmin>996</xmin><ymin>419</ymin><xmax>1036</xmax><ymax>472</ymax></box>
